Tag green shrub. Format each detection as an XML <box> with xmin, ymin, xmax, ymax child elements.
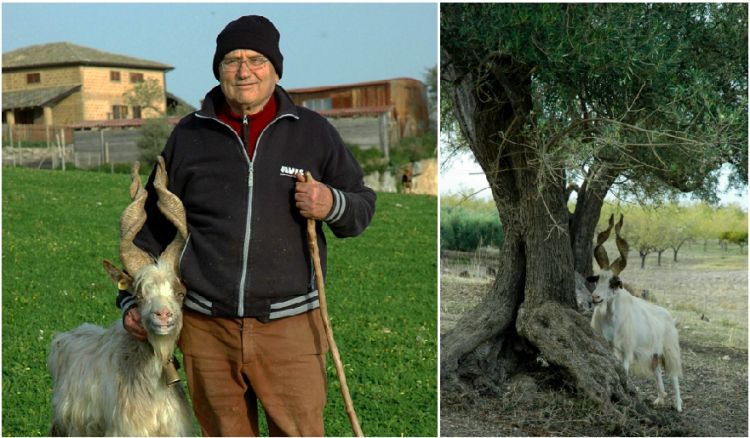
<box><xmin>389</xmin><ymin>131</ymin><xmax>437</xmax><ymax>165</ymax></box>
<box><xmin>346</xmin><ymin>131</ymin><xmax>437</xmax><ymax>175</ymax></box>
<box><xmin>137</xmin><ymin>118</ymin><xmax>173</xmax><ymax>168</ymax></box>
<box><xmin>345</xmin><ymin>144</ymin><xmax>389</xmax><ymax>174</ymax></box>
<box><xmin>441</xmin><ymin>205</ymin><xmax>504</xmax><ymax>251</ymax></box>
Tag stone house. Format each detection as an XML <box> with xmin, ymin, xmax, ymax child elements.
<box><xmin>2</xmin><ymin>42</ymin><xmax>173</xmax><ymax>133</ymax></box>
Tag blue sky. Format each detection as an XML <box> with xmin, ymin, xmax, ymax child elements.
<box><xmin>2</xmin><ymin>2</ymin><xmax>437</xmax><ymax>108</ymax></box>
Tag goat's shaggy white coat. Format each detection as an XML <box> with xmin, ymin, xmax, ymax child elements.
<box><xmin>591</xmin><ymin>276</ymin><xmax>683</xmax><ymax>412</ymax></box>
<box><xmin>48</xmin><ymin>260</ymin><xmax>192</xmax><ymax>436</ymax></box>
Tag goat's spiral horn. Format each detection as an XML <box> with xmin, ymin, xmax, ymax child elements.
<box><xmin>119</xmin><ymin>162</ymin><xmax>155</xmax><ymax>276</ymax></box>
<box><xmin>592</xmin><ymin>213</ymin><xmax>629</xmax><ymax>276</ymax></box>
<box><xmin>611</xmin><ymin>214</ymin><xmax>629</xmax><ymax>276</ymax></box>
<box><xmin>153</xmin><ymin>156</ymin><xmax>187</xmax><ymax>275</ymax></box>
<box><xmin>593</xmin><ymin>214</ymin><xmax>615</xmax><ymax>270</ymax></box>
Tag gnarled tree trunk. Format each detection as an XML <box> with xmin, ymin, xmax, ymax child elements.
<box><xmin>441</xmin><ymin>50</ymin><xmax>640</xmax><ymax>413</ymax></box>
<box><xmin>569</xmin><ymin>166</ymin><xmax>617</xmax><ymax>278</ymax></box>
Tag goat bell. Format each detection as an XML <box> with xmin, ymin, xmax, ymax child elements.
<box><xmin>164</xmin><ymin>358</ymin><xmax>181</xmax><ymax>386</ymax></box>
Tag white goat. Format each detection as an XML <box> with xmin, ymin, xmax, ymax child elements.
<box><xmin>48</xmin><ymin>158</ymin><xmax>193</xmax><ymax>435</ymax></box>
<box><xmin>589</xmin><ymin>214</ymin><xmax>683</xmax><ymax>412</ymax></box>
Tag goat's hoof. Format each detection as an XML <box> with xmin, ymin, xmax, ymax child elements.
<box><xmin>674</xmin><ymin>400</ymin><xmax>683</xmax><ymax>412</ymax></box>
<box><xmin>652</xmin><ymin>396</ymin><xmax>666</xmax><ymax>406</ymax></box>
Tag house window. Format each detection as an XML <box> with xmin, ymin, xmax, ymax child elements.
<box><xmin>26</xmin><ymin>73</ymin><xmax>41</xmax><ymax>84</ymax></box>
<box><xmin>112</xmin><ymin>105</ymin><xmax>129</xmax><ymax>120</ymax></box>
<box><xmin>132</xmin><ymin>106</ymin><xmax>142</xmax><ymax>119</ymax></box>
<box><xmin>129</xmin><ymin>72</ymin><xmax>144</xmax><ymax>83</ymax></box>
<box><xmin>302</xmin><ymin>98</ymin><xmax>332</xmax><ymax>111</ymax></box>
<box><xmin>110</xmin><ymin>71</ymin><xmax>121</xmax><ymax>82</ymax></box>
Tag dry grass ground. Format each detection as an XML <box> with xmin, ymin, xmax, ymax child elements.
<box><xmin>440</xmin><ymin>243</ymin><xmax>748</xmax><ymax>436</ymax></box>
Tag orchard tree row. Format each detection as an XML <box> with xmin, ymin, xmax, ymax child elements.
<box><xmin>598</xmin><ymin>201</ymin><xmax>747</xmax><ymax>268</ymax></box>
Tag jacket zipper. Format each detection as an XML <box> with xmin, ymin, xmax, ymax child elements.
<box><xmin>195</xmin><ymin>109</ymin><xmax>299</xmax><ymax>317</ymax></box>
<box><xmin>242</xmin><ymin>115</ymin><xmax>249</xmax><ymax>149</ymax></box>
<box><xmin>236</xmin><ymin>113</ymin><xmax>302</xmax><ymax>316</ymax></box>
<box><xmin>237</xmin><ymin>115</ymin><xmax>253</xmax><ymax>316</ymax></box>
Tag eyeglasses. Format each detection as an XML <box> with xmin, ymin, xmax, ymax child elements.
<box><xmin>220</xmin><ymin>56</ymin><xmax>269</xmax><ymax>73</ymax></box>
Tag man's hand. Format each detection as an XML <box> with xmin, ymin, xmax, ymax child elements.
<box><xmin>123</xmin><ymin>307</ymin><xmax>148</xmax><ymax>341</ymax></box>
<box><xmin>295</xmin><ymin>173</ymin><xmax>333</xmax><ymax>220</ymax></box>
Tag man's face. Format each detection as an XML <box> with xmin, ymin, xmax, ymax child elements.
<box><xmin>219</xmin><ymin>48</ymin><xmax>278</xmax><ymax>115</ymax></box>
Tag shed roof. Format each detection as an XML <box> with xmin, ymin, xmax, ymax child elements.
<box><xmin>2</xmin><ymin>84</ymin><xmax>82</xmax><ymax>110</ymax></box>
<box><xmin>288</xmin><ymin>77</ymin><xmax>422</xmax><ymax>95</ymax></box>
<box><xmin>2</xmin><ymin>42</ymin><xmax>173</xmax><ymax>72</ymax></box>
<box><xmin>166</xmin><ymin>91</ymin><xmax>196</xmax><ymax>112</ymax></box>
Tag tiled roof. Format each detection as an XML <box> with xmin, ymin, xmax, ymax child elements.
<box><xmin>2</xmin><ymin>84</ymin><xmax>82</xmax><ymax>110</ymax></box>
<box><xmin>2</xmin><ymin>42</ymin><xmax>173</xmax><ymax>71</ymax></box>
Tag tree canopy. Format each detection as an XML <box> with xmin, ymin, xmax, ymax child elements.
<box><xmin>442</xmin><ymin>3</ymin><xmax>747</xmax><ymax>203</ymax></box>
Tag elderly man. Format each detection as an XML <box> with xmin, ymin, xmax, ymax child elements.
<box><xmin>117</xmin><ymin>15</ymin><xmax>376</xmax><ymax>436</ymax></box>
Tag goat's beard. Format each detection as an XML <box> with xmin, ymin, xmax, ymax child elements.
<box><xmin>147</xmin><ymin>323</ymin><xmax>181</xmax><ymax>365</ymax></box>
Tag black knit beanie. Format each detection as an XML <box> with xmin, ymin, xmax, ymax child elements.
<box><xmin>213</xmin><ymin>15</ymin><xmax>283</xmax><ymax>80</ymax></box>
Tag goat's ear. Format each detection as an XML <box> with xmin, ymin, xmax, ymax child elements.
<box><xmin>586</xmin><ymin>275</ymin><xmax>600</xmax><ymax>285</ymax></box>
<box><xmin>102</xmin><ymin>260</ymin><xmax>134</xmax><ymax>292</ymax></box>
<box><xmin>173</xmin><ymin>278</ymin><xmax>187</xmax><ymax>300</ymax></box>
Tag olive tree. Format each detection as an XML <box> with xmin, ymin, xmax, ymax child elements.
<box><xmin>441</xmin><ymin>3</ymin><xmax>747</xmax><ymax>413</ymax></box>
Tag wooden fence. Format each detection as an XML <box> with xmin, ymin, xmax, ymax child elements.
<box><xmin>325</xmin><ymin>113</ymin><xmax>397</xmax><ymax>158</ymax></box>
<box><xmin>3</xmin><ymin>116</ymin><xmax>397</xmax><ymax>169</ymax></box>
<box><xmin>2</xmin><ymin>124</ymin><xmax>73</xmax><ymax>146</ymax></box>
<box><xmin>72</xmin><ymin>130</ymin><xmax>141</xmax><ymax>167</ymax></box>
<box><xmin>2</xmin><ymin>125</ymin><xmax>140</xmax><ymax>169</ymax></box>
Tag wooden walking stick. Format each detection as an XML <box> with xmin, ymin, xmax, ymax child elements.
<box><xmin>305</xmin><ymin>171</ymin><xmax>364</xmax><ymax>437</ymax></box>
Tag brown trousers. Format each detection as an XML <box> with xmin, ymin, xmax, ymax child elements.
<box><xmin>178</xmin><ymin>309</ymin><xmax>329</xmax><ymax>437</ymax></box>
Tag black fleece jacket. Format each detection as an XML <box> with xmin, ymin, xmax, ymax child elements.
<box><xmin>127</xmin><ymin>85</ymin><xmax>376</xmax><ymax>321</ymax></box>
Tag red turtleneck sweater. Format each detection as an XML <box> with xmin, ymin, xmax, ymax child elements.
<box><xmin>215</xmin><ymin>94</ymin><xmax>277</xmax><ymax>159</ymax></box>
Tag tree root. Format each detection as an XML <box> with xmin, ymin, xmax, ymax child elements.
<box><xmin>441</xmin><ymin>282</ymin><xmax>671</xmax><ymax>428</ymax></box>
<box><xmin>516</xmin><ymin>300</ymin><xmax>665</xmax><ymax>423</ymax></box>
<box><xmin>516</xmin><ymin>301</ymin><xmax>631</xmax><ymax>405</ymax></box>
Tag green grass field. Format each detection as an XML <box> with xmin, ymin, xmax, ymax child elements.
<box><xmin>2</xmin><ymin>166</ymin><xmax>438</xmax><ymax>436</ymax></box>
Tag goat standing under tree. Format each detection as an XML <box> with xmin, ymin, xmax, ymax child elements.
<box><xmin>589</xmin><ymin>214</ymin><xmax>684</xmax><ymax>412</ymax></box>
<box><xmin>47</xmin><ymin>158</ymin><xmax>193</xmax><ymax>436</ymax></box>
